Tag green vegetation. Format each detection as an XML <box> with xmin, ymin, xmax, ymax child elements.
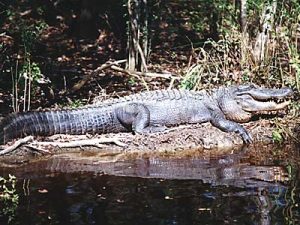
<box><xmin>0</xmin><ymin>175</ymin><xmax>19</xmax><ymax>224</ymax></box>
<box><xmin>0</xmin><ymin>0</ymin><xmax>298</xmax><ymax>110</ymax></box>
<box><xmin>61</xmin><ymin>99</ymin><xmax>84</xmax><ymax>109</ymax></box>
<box><xmin>179</xmin><ymin>0</ymin><xmax>300</xmax><ymax>90</ymax></box>
<box><xmin>12</xmin><ymin>56</ymin><xmax>43</xmax><ymax>112</ymax></box>
<box><xmin>4</xmin><ymin>8</ymin><xmax>47</xmax><ymax>112</ymax></box>
<box><xmin>272</xmin><ymin>129</ymin><xmax>284</xmax><ymax>143</ymax></box>
<box><xmin>0</xmin><ymin>174</ymin><xmax>18</xmax><ymax>202</ymax></box>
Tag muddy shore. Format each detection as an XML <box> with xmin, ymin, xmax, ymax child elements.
<box><xmin>0</xmin><ymin>117</ymin><xmax>299</xmax><ymax>166</ymax></box>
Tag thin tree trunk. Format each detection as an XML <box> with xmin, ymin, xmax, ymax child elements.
<box><xmin>141</xmin><ymin>0</ymin><xmax>148</xmax><ymax>72</ymax></box>
<box><xmin>127</xmin><ymin>0</ymin><xmax>148</xmax><ymax>72</ymax></box>
<box><xmin>240</xmin><ymin>0</ymin><xmax>247</xmax><ymax>32</ymax></box>
<box><xmin>127</xmin><ymin>0</ymin><xmax>138</xmax><ymax>71</ymax></box>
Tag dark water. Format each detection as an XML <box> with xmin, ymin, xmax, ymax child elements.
<box><xmin>0</xmin><ymin>145</ymin><xmax>300</xmax><ymax>225</ymax></box>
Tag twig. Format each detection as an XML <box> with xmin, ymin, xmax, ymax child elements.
<box><xmin>24</xmin><ymin>144</ymin><xmax>52</xmax><ymax>154</ymax></box>
<box><xmin>0</xmin><ymin>136</ymin><xmax>34</xmax><ymax>156</ymax></box>
<box><xmin>168</xmin><ymin>77</ymin><xmax>177</xmax><ymax>89</ymax></box>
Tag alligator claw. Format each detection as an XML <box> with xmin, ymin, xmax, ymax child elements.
<box><xmin>241</xmin><ymin>132</ymin><xmax>253</xmax><ymax>144</ymax></box>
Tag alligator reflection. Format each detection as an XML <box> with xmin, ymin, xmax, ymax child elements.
<box><xmin>5</xmin><ymin>147</ymin><xmax>289</xmax><ymax>185</ymax></box>
<box><xmin>0</xmin><ymin>145</ymin><xmax>298</xmax><ymax>225</ymax></box>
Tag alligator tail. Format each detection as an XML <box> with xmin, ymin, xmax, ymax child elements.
<box><xmin>0</xmin><ymin>107</ymin><xmax>114</xmax><ymax>144</ymax></box>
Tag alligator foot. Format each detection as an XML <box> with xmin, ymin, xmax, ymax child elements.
<box><xmin>210</xmin><ymin>113</ymin><xmax>253</xmax><ymax>144</ymax></box>
<box><xmin>239</xmin><ymin>129</ymin><xmax>253</xmax><ymax>144</ymax></box>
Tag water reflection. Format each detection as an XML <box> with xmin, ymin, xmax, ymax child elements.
<box><xmin>0</xmin><ymin>144</ymin><xmax>299</xmax><ymax>225</ymax></box>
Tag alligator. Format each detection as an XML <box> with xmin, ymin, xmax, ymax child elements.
<box><xmin>0</xmin><ymin>84</ymin><xmax>293</xmax><ymax>145</ymax></box>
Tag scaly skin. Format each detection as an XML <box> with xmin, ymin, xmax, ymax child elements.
<box><xmin>0</xmin><ymin>84</ymin><xmax>293</xmax><ymax>144</ymax></box>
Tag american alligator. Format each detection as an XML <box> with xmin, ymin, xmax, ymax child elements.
<box><xmin>0</xmin><ymin>84</ymin><xmax>293</xmax><ymax>144</ymax></box>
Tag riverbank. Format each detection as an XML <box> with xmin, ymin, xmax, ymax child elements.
<box><xmin>0</xmin><ymin>116</ymin><xmax>299</xmax><ymax>166</ymax></box>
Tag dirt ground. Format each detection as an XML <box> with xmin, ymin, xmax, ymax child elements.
<box><xmin>0</xmin><ymin>117</ymin><xmax>299</xmax><ymax>167</ymax></box>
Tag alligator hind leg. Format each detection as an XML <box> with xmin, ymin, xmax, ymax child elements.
<box><xmin>115</xmin><ymin>103</ymin><xmax>167</xmax><ymax>134</ymax></box>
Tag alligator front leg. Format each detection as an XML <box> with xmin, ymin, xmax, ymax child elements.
<box><xmin>210</xmin><ymin>112</ymin><xmax>253</xmax><ymax>144</ymax></box>
<box><xmin>115</xmin><ymin>103</ymin><xmax>166</xmax><ymax>134</ymax></box>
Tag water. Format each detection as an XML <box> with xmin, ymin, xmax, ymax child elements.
<box><xmin>0</xmin><ymin>144</ymin><xmax>299</xmax><ymax>225</ymax></box>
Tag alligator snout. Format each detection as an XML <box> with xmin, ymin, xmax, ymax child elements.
<box><xmin>238</xmin><ymin>87</ymin><xmax>293</xmax><ymax>100</ymax></box>
<box><xmin>268</xmin><ymin>87</ymin><xmax>293</xmax><ymax>99</ymax></box>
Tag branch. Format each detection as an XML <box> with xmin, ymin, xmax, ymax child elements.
<box><xmin>110</xmin><ymin>65</ymin><xmax>179</xmax><ymax>80</ymax></box>
<box><xmin>72</xmin><ymin>59</ymin><xmax>127</xmax><ymax>91</ymax></box>
<box><xmin>29</xmin><ymin>137</ymin><xmax>127</xmax><ymax>148</ymax></box>
<box><xmin>0</xmin><ymin>136</ymin><xmax>34</xmax><ymax>156</ymax></box>
<box><xmin>0</xmin><ymin>136</ymin><xmax>126</xmax><ymax>156</ymax></box>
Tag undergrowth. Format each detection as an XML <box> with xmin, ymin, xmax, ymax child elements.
<box><xmin>0</xmin><ymin>174</ymin><xmax>19</xmax><ymax>224</ymax></box>
<box><xmin>180</xmin><ymin>0</ymin><xmax>300</xmax><ymax>91</ymax></box>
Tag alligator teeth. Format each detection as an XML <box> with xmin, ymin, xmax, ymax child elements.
<box><xmin>269</xmin><ymin>98</ymin><xmax>287</xmax><ymax>104</ymax></box>
<box><xmin>277</xmin><ymin>99</ymin><xmax>285</xmax><ymax>103</ymax></box>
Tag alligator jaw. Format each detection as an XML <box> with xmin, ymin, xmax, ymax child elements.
<box><xmin>239</xmin><ymin>97</ymin><xmax>291</xmax><ymax>112</ymax></box>
<box><xmin>235</xmin><ymin>85</ymin><xmax>293</xmax><ymax>112</ymax></box>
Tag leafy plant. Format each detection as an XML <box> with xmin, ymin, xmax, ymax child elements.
<box><xmin>10</xmin><ymin>20</ymin><xmax>46</xmax><ymax>112</ymax></box>
<box><xmin>59</xmin><ymin>99</ymin><xmax>84</xmax><ymax>109</ymax></box>
<box><xmin>67</xmin><ymin>99</ymin><xmax>84</xmax><ymax>109</ymax></box>
<box><xmin>0</xmin><ymin>174</ymin><xmax>18</xmax><ymax>202</ymax></box>
<box><xmin>11</xmin><ymin>56</ymin><xmax>43</xmax><ymax>112</ymax></box>
<box><xmin>180</xmin><ymin>38</ymin><xmax>240</xmax><ymax>90</ymax></box>
<box><xmin>21</xmin><ymin>21</ymin><xmax>47</xmax><ymax>53</ymax></box>
<box><xmin>0</xmin><ymin>174</ymin><xmax>19</xmax><ymax>224</ymax></box>
<box><xmin>180</xmin><ymin>64</ymin><xmax>203</xmax><ymax>90</ymax></box>
<box><xmin>272</xmin><ymin>129</ymin><xmax>284</xmax><ymax>143</ymax></box>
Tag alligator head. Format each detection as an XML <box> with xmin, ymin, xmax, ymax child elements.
<box><xmin>219</xmin><ymin>84</ymin><xmax>293</xmax><ymax>122</ymax></box>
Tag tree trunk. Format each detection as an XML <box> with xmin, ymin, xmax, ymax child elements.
<box><xmin>127</xmin><ymin>0</ymin><xmax>148</xmax><ymax>72</ymax></box>
<box><xmin>253</xmin><ymin>0</ymin><xmax>277</xmax><ymax>64</ymax></box>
